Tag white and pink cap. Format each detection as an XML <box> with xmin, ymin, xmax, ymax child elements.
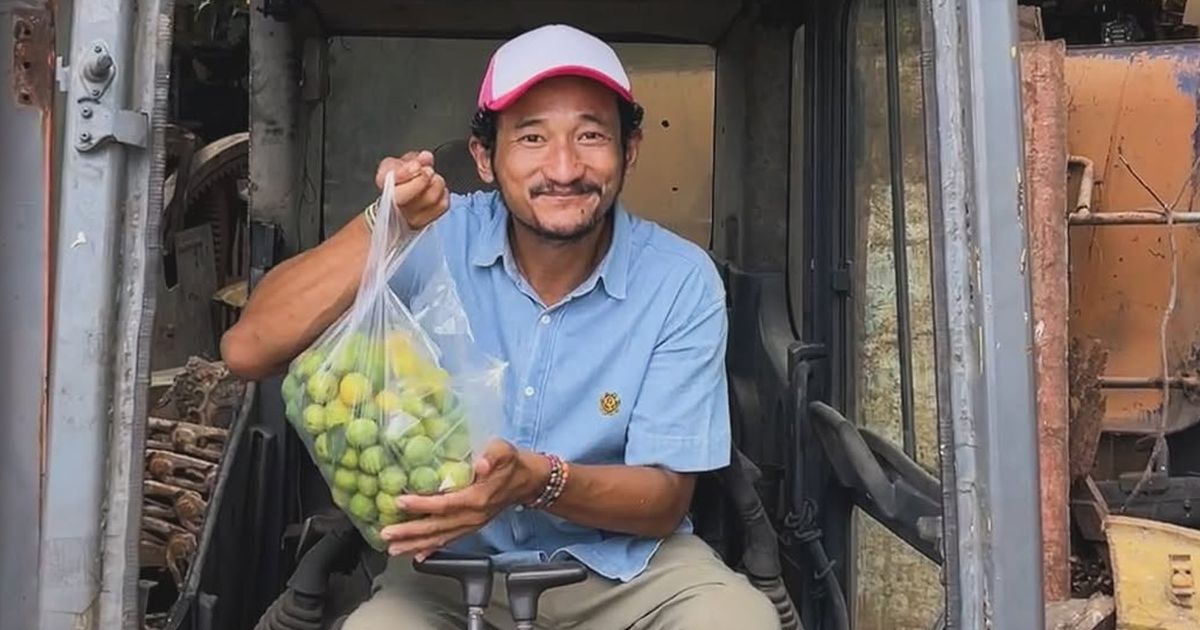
<box><xmin>477</xmin><ymin>24</ymin><xmax>634</xmax><ymax>112</ymax></box>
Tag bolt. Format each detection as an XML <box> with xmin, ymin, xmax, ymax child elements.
<box><xmin>91</xmin><ymin>88</ymin><xmax>100</xmax><ymax>97</ymax></box>
<box><xmin>84</xmin><ymin>53</ymin><xmax>113</xmax><ymax>82</ymax></box>
<box><xmin>81</xmin><ymin>106</ymin><xmax>92</xmax><ymax>118</ymax></box>
<box><xmin>79</xmin><ymin>131</ymin><xmax>92</xmax><ymax>143</ymax></box>
<box><xmin>93</xmin><ymin>44</ymin><xmax>102</xmax><ymax>53</ymax></box>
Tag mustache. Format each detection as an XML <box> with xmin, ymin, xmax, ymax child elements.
<box><xmin>529</xmin><ymin>180</ymin><xmax>602</xmax><ymax>197</ymax></box>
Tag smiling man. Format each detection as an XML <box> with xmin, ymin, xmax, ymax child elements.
<box><xmin>221</xmin><ymin>24</ymin><xmax>780</xmax><ymax>630</ymax></box>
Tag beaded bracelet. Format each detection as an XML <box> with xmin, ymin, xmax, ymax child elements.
<box><xmin>526</xmin><ymin>453</ymin><xmax>570</xmax><ymax>510</ymax></box>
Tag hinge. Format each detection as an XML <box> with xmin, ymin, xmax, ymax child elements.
<box><xmin>75</xmin><ymin>104</ymin><xmax>148</xmax><ymax>151</ymax></box>
<box><xmin>11</xmin><ymin>8</ymin><xmax>53</xmax><ymax>109</ymax></box>
<box><xmin>69</xmin><ymin>40</ymin><xmax>148</xmax><ymax>152</ymax></box>
<box><xmin>831</xmin><ymin>262</ymin><xmax>852</xmax><ymax>295</ymax></box>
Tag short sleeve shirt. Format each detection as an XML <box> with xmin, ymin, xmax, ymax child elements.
<box><xmin>389</xmin><ymin>190</ymin><xmax>731</xmax><ymax>582</ymax></box>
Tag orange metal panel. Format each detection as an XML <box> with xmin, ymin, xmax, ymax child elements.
<box><xmin>1065</xmin><ymin>43</ymin><xmax>1200</xmax><ymax>436</ymax></box>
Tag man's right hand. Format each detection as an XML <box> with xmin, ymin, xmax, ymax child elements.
<box><xmin>375</xmin><ymin>150</ymin><xmax>450</xmax><ymax>230</ymax></box>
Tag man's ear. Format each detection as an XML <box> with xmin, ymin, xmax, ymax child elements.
<box><xmin>469</xmin><ymin>137</ymin><xmax>496</xmax><ymax>184</ymax></box>
<box><xmin>623</xmin><ymin>128</ymin><xmax>643</xmax><ymax>175</ymax></box>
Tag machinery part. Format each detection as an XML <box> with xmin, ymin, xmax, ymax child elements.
<box><xmin>413</xmin><ymin>552</ymin><xmax>494</xmax><ymax>630</ymax></box>
<box><xmin>808</xmin><ymin>401</ymin><xmax>943</xmax><ymax>564</ymax></box>
<box><xmin>504</xmin><ymin>561</ymin><xmax>588</xmax><ymax>630</ymax></box>
<box><xmin>162</xmin><ymin>131</ymin><xmax>249</xmax><ymax>286</ymax></box>
<box><xmin>252</xmin><ymin>589</ymin><xmax>323</xmax><ymax>630</ymax></box>
<box><xmin>748</xmin><ymin>575</ymin><xmax>805</xmax><ymax>630</ymax></box>
<box><xmin>252</xmin><ymin>513</ymin><xmax>365</xmax><ymax>630</ymax></box>
<box><xmin>1105</xmin><ymin>514</ymin><xmax>1200</xmax><ymax>628</ymax></box>
<box><xmin>717</xmin><ymin>448</ymin><xmax>806</xmax><ymax>630</ymax></box>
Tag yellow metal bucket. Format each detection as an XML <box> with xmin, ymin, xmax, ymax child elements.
<box><xmin>1105</xmin><ymin>514</ymin><xmax>1200</xmax><ymax>629</ymax></box>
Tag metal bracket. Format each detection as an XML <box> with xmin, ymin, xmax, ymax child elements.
<box><xmin>76</xmin><ymin>40</ymin><xmax>115</xmax><ymax>100</ymax></box>
<box><xmin>68</xmin><ymin>40</ymin><xmax>147</xmax><ymax>152</ymax></box>
<box><xmin>75</xmin><ymin>104</ymin><xmax>148</xmax><ymax>151</ymax></box>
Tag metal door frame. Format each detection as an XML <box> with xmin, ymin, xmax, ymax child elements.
<box><xmin>921</xmin><ymin>0</ymin><xmax>1045</xmax><ymax>627</ymax></box>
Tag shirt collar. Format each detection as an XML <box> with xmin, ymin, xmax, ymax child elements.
<box><xmin>470</xmin><ymin>193</ymin><xmax>632</xmax><ymax>301</ymax></box>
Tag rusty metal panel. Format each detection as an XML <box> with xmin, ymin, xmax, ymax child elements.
<box><xmin>10</xmin><ymin>6</ymin><xmax>52</xmax><ymax>109</ymax></box>
<box><xmin>1065</xmin><ymin>43</ymin><xmax>1200</xmax><ymax>436</ymax></box>
<box><xmin>1021</xmin><ymin>39</ymin><xmax>1071</xmax><ymax>603</ymax></box>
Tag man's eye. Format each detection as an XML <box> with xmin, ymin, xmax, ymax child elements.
<box><xmin>519</xmin><ymin>134</ymin><xmax>544</xmax><ymax>143</ymax></box>
<box><xmin>580</xmin><ymin>132</ymin><xmax>607</xmax><ymax>142</ymax></box>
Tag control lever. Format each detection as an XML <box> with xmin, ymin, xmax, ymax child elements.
<box><xmin>413</xmin><ymin>552</ymin><xmax>494</xmax><ymax>630</ymax></box>
<box><xmin>505</xmin><ymin>562</ymin><xmax>588</xmax><ymax>630</ymax></box>
<box><xmin>808</xmin><ymin>401</ymin><xmax>943</xmax><ymax>564</ymax></box>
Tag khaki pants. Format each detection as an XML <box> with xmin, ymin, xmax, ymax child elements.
<box><xmin>341</xmin><ymin>534</ymin><xmax>781</xmax><ymax>630</ymax></box>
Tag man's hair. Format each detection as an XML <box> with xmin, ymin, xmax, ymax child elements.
<box><xmin>470</xmin><ymin>98</ymin><xmax>645</xmax><ymax>154</ymax></box>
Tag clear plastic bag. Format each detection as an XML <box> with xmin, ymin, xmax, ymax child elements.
<box><xmin>281</xmin><ymin>170</ymin><xmax>506</xmax><ymax>550</ymax></box>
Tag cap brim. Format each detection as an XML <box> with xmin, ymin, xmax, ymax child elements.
<box><xmin>481</xmin><ymin>65</ymin><xmax>635</xmax><ymax>112</ymax></box>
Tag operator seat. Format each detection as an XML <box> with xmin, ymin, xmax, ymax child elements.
<box><xmin>433</xmin><ymin>139</ymin><xmax>495</xmax><ymax>195</ymax></box>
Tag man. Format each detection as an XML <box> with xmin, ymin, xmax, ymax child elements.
<box><xmin>221</xmin><ymin>23</ymin><xmax>780</xmax><ymax>630</ymax></box>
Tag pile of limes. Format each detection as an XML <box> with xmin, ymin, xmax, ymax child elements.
<box><xmin>283</xmin><ymin>329</ymin><xmax>475</xmax><ymax>548</ymax></box>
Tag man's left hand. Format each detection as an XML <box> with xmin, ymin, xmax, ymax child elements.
<box><xmin>379</xmin><ymin>439</ymin><xmax>544</xmax><ymax>560</ymax></box>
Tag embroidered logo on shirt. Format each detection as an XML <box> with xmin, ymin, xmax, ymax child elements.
<box><xmin>599</xmin><ymin>392</ymin><xmax>621</xmax><ymax>416</ymax></box>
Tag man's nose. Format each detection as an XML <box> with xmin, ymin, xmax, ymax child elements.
<box><xmin>542</xmin><ymin>139</ymin><xmax>586</xmax><ymax>184</ymax></box>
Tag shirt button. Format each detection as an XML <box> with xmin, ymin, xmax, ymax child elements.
<box><xmin>540</xmin><ymin>314</ymin><xmax>551</xmax><ymax>325</ymax></box>
<box><xmin>524</xmin><ymin>386</ymin><xmax>535</xmax><ymax>397</ymax></box>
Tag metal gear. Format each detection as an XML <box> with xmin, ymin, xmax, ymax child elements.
<box><xmin>163</xmin><ymin>132</ymin><xmax>249</xmax><ymax>287</ymax></box>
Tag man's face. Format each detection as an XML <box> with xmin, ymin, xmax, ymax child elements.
<box><xmin>470</xmin><ymin>76</ymin><xmax>641</xmax><ymax>242</ymax></box>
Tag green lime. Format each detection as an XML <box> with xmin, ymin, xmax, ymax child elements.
<box><xmin>376</xmin><ymin>491</ymin><xmax>399</xmax><ymax>517</ymax></box>
<box><xmin>302</xmin><ymin>404</ymin><xmax>327</xmax><ymax>434</ymax></box>
<box><xmin>339</xmin><ymin>447</ymin><xmax>359</xmax><ymax>470</ymax></box>
<box><xmin>314</xmin><ymin>433</ymin><xmax>331</xmax><ymax>462</ymax></box>
<box><xmin>347</xmin><ymin>418</ymin><xmax>380</xmax><ymax>448</ymax></box>
<box><xmin>348</xmin><ymin>493</ymin><xmax>378</xmax><ymax>522</ymax></box>
<box><xmin>357</xmin><ymin>473</ymin><xmax>379</xmax><ymax>497</ymax></box>
<box><xmin>306</xmin><ymin>369</ymin><xmax>339</xmax><ymax>404</ymax></box>
<box><xmin>378</xmin><ymin>466</ymin><xmax>408</xmax><ymax>495</ymax></box>
<box><xmin>333</xmin><ymin>467</ymin><xmax>358</xmax><ymax>492</ymax></box>
<box><xmin>330</xmin><ymin>487</ymin><xmax>351</xmax><ymax>509</ymax></box>
<box><xmin>403</xmin><ymin>436</ymin><xmax>436</xmax><ymax>469</ymax></box>
<box><xmin>438</xmin><ymin>461</ymin><xmax>473</xmax><ymax>491</ymax></box>
<box><xmin>408</xmin><ymin>466</ymin><xmax>440</xmax><ymax>494</ymax></box>
<box><xmin>359</xmin><ymin>445</ymin><xmax>389</xmax><ymax>474</ymax></box>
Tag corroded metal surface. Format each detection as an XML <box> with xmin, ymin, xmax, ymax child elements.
<box><xmin>1065</xmin><ymin>43</ymin><xmax>1200</xmax><ymax>435</ymax></box>
<box><xmin>10</xmin><ymin>7</ymin><xmax>52</xmax><ymax>109</ymax></box>
<box><xmin>1021</xmin><ymin>39</ymin><xmax>1071</xmax><ymax>603</ymax></box>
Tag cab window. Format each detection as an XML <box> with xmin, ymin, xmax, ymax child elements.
<box><xmin>846</xmin><ymin>0</ymin><xmax>942</xmax><ymax>627</ymax></box>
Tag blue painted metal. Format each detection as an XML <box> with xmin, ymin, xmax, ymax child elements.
<box><xmin>38</xmin><ymin>0</ymin><xmax>169</xmax><ymax>626</ymax></box>
<box><xmin>923</xmin><ymin>0</ymin><xmax>1045</xmax><ymax>627</ymax></box>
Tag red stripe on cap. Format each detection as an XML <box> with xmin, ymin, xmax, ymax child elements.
<box><xmin>481</xmin><ymin>64</ymin><xmax>634</xmax><ymax>112</ymax></box>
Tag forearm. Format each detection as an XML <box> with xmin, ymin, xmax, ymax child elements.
<box><xmin>518</xmin><ymin>452</ymin><xmax>694</xmax><ymax>539</ymax></box>
<box><xmin>221</xmin><ymin>216</ymin><xmax>371</xmax><ymax>379</ymax></box>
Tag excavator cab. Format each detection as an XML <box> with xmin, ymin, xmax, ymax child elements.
<box><xmin>26</xmin><ymin>0</ymin><xmax>1171</xmax><ymax>627</ymax></box>
<box><xmin>181</xmin><ymin>2</ymin><xmax>980</xmax><ymax>629</ymax></box>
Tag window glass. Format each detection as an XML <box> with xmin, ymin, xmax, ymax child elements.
<box><xmin>846</xmin><ymin>0</ymin><xmax>942</xmax><ymax>628</ymax></box>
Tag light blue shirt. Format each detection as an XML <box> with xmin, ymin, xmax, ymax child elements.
<box><xmin>388</xmin><ymin>190</ymin><xmax>731</xmax><ymax>582</ymax></box>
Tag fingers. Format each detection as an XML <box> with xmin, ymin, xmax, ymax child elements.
<box><xmin>474</xmin><ymin>439</ymin><xmax>516</xmax><ymax>478</ymax></box>
<box><xmin>397</xmin><ymin>485</ymin><xmax>484</xmax><ymax>516</ymax></box>
<box><xmin>387</xmin><ymin>524</ymin><xmax>477</xmax><ymax>559</ymax></box>
<box><xmin>374</xmin><ymin>150</ymin><xmax>435</xmax><ymax>190</ymax></box>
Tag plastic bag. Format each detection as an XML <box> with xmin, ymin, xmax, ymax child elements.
<box><xmin>281</xmin><ymin>170</ymin><xmax>506</xmax><ymax>550</ymax></box>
